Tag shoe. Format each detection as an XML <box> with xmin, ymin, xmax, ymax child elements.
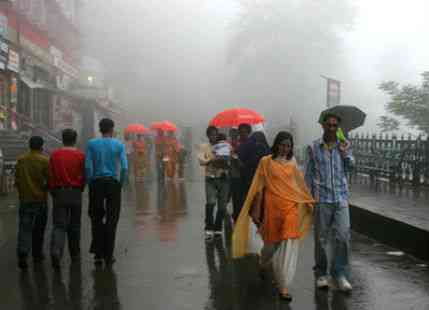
<box><xmin>70</xmin><ymin>255</ymin><xmax>81</xmax><ymax>264</ymax></box>
<box><xmin>51</xmin><ymin>256</ymin><xmax>61</xmax><ymax>270</ymax></box>
<box><xmin>94</xmin><ymin>255</ymin><xmax>103</xmax><ymax>266</ymax></box>
<box><xmin>205</xmin><ymin>230</ymin><xmax>214</xmax><ymax>238</ymax></box>
<box><xmin>316</xmin><ymin>276</ymin><xmax>330</xmax><ymax>289</ymax></box>
<box><xmin>33</xmin><ymin>255</ymin><xmax>45</xmax><ymax>264</ymax></box>
<box><xmin>279</xmin><ymin>292</ymin><xmax>293</xmax><ymax>302</ymax></box>
<box><xmin>18</xmin><ymin>255</ymin><xmax>28</xmax><ymax>270</ymax></box>
<box><xmin>337</xmin><ymin>276</ymin><xmax>352</xmax><ymax>292</ymax></box>
<box><xmin>105</xmin><ymin>257</ymin><xmax>116</xmax><ymax>266</ymax></box>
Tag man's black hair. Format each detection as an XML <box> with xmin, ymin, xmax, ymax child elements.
<box><xmin>216</xmin><ymin>133</ymin><xmax>227</xmax><ymax>142</ymax></box>
<box><xmin>99</xmin><ymin>118</ymin><xmax>115</xmax><ymax>134</ymax></box>
<box><xmin>238</xmin><ymin>123</ymin><xmax>252</xmax><ymax>133</ymax></box>
<box><xmin>62</xmin><ymin>128</ymin><xmax>77</xmax><ymax>146</ymax></box>
<box><xmin>322</xmin><ymin>113</ymin><xmax>342</xmax><ymax>124</ymax></box>
<box><xmin>206</xmin><ymin>125</ymin><xmax>218</xmax><ymax>137</ymax></box>
<box><xmin>29</xmin><ymin>136</ymin><xmax>44</xmax><ymax>151</ymax></box>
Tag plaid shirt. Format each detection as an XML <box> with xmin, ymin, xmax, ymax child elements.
<box><xmin>304</xmin><ymin>138</ymin><xmax>354</xmax><ymax>205</ymax></box>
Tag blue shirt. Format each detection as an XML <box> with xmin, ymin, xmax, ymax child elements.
<box><xmin>304</xmin><ymin>138</ymin><xmax>354</xmax><ymax>205</ymax></box>
<box><xmin>85</xmin><ymin>137</ymin><xmax>128</xmax><ymax>184</ymax></box>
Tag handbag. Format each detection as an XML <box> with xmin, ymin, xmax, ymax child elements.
<box><xmin>248</xmin><ymin>159</ymin><xmax>271</xmax><ymax>226</ymax></box>
<box><xmin>249</xmin><ymin>190</ymin><xmax>265</xmax><ymax>226</ymax></box>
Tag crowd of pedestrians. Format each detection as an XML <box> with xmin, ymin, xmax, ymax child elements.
<box><xmin>199</xmin><ymin>113</ymin><xmax>354</xmax><ymax>302</ymax></box>
<box><xmin>15</xmin><ymin>118</ymin><xmax>128</xmax><ymax>270</ymax></box>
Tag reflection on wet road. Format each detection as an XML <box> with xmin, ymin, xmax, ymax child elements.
<box><xmin>0</xmin><ymin>180</ymin><xmax>428</xmax><ymax>310</ymax></box>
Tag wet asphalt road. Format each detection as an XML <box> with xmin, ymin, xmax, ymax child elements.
<box><xmin>0</xmin><ymin>179</ymin><xmax>428</xmax><ymax>310</ymax></box>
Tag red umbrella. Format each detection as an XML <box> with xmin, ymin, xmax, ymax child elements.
<box><xmin>151</xmin><ymin>121</ymin><xmax>177</xmax><ymax>132</ymax></box>
<box><xmin>209</xmin><ymin>108</ymin><xmax>265</xmax><ymax>128</ymax></box>
<box><xmin>125</xmin><ymin>124</ymin><xmax>148</xmax><ymax>134</ymax></box>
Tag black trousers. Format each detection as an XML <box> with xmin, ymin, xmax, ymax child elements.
<box><xmin>89</xmin><ymin>178</ymin><xmax>122</xmax><ymax>260</ymax></box>
<box><xmin>50</xmin><ymin>188</ymin><xmax>82</xmax><ymax>260</ymax></box>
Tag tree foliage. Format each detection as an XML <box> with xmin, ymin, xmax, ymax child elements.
<box><xmin>379</xmin><ymin>72</ymin><xmax>429</xmax><ymax>133</ymax></box>
<box><xmin>377</xmin><ymin>116</ymin><xmax>400</xmax><ymax>133</ymax></box>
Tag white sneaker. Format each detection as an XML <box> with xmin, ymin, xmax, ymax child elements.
<box><xmin>316</xmin><ymin>276</ymin><xmax>330</xmax><ymax>289</ymax></box>
<box><xmin>205</xmin><ymin>230</ymin><xmax>214</xmax><ymax>238</ymax></box>
<box><xmin>337</xmin><ymin>276</ymin><xmax>352</xmax><ymax>292</ymax></box>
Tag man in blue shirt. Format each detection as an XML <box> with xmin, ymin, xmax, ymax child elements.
<box><xmin>305</xmin><ymin>113</ymin><xmax>354</xmax><ymax>292</ymax></box>
<box><xmin>86</xmin><ymin>118</ymin><xmax>128</xmax><ymax>265</ymax></box>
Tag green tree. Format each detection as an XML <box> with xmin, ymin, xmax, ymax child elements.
<box><xmin>379</xmin><ymin>72</ymin><xmax>429</xmax><ymax>134</ymax></box>
<box><xmin>377</xmin><ymin>116</ymin><xmax>400</xmax><ymax>133</ymax></box>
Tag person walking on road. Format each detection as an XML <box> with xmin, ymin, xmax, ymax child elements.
<box><xmin>305</xmin><ymin>113</ymin><xmax>354</xmax><ymax>292</ymax></box>
<box><xmin>229</xmin><ymin>128</ymin><xmax>242</xmax><ymax>222</ymax></box>
<box><xmin>237</xmin><ymin>126</ymin><xmax>271</xmax><ymax>219</ymax></box>
<box><xmin>86</xmin><ymin>118</ymin><xmax>128</xmax><ymax>266</ymax></box>
<box><xmin>198</xmin><ymin>126</ymin><xmax>230</xmax><ymax>240</ymax></box>
<box><xmin>48</xmin><ymin>129</ymin><xmax>85</xmax><ymax>269</ymax></box>
<box><xmin>232</xmin><ymin>132</ymin><xmax>314</xmax><ymax>301</ymax></box>
<box><xmin>15</xmin><ymin>136</ymin><xmax>49</xmax><ymax>269</ymax></box>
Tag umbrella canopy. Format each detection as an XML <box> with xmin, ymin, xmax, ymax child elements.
<box><xmin>319</xmin><ymin>105</ymin><xmax>366</xmax><ymax>132</ymax></box>
<box><xmin>209</xmin><ymin>108</ymin><xmax>265</xmax><ymax>128</ymax></box>
<box><xmin>151</xmin><ymin>121</ymin><xmax>177</xmax><ymax>132</ymax></box>
<box><xmin>124</xmin><ymin>124</ymin><xmax>148</xmax><ymax>134</ymax></box>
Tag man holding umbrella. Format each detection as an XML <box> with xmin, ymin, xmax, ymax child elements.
<box><xmin>305</xmin><ymin>112</ymin><xmax>356</xmax><ymax>292</ymax></box>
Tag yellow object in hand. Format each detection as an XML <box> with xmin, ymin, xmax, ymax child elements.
<box><xmin>337</xmin><ymin>128</ymin><xmax>346</xmax><ymax>143</ymax></box>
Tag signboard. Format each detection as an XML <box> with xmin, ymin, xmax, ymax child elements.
<box><xmin>8</xmin><ymin>49</ymin><xmax>19</xmax><ymax>73</ymax></box>
<box><xmin>50</xmin><ymin>46</ymin><xmax>79</xmax><ymax>79</ymax></box>
<box><xmin>0</xmin><ymin>39</ymin><xmax>8</xmax><ymax>70</ymax></box>
<box><xmin>0</xmin><ymin>14</ymin><xmax>7</xmax><ymax>38</ymax></box>
<box><xmin>326</xmin><ymin>78</ymin><xmax>341</xmax><ymax>107</ymax></box>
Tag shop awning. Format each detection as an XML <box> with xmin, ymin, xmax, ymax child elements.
<box><xmin>20</xmin><ymin>76</ymin><xmax>45</xmax><ymax>89</ymax></box>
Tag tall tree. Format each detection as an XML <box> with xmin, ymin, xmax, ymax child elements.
<box><xmin>379</xmin><ymin>72</ymin><xmax>429</xmax><ymax>134</ymax></box>
<box><xmin>377</xmin><ymin>116</ymin><xmax>400</xmax><ymax>133</ymax></box>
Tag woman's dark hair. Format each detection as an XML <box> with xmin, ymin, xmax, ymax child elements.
<box><xmin>217</xmin><ymin>133</ymin><xmax>227</xmax><ymax>142</ymax></box>
<box><xmin>62</xmin><ymin>128</ymin><xmax>77</xmax><ymax>146</ymax></box>
<box><xmin>271</xmin><ymin>131</ymin><xmax>294</xmax><ymax>160</ymax></box>
<box><xmin>252</xmin><ymin>131</ymin><xmax>269</xmax><ymax>149</ymax></box>
<box><xmin>206</xmin><ymin>125</ymin><xmax>218</xmax><ymax>137</ymax></box>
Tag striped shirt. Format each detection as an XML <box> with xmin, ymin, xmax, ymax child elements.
<box><xmin>304</xmin><ymin>138</ymin><xmax>353</xmax><ymax>205</ymax></box>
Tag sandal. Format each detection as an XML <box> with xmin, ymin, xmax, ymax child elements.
<box><xmin>279</xmin><ymin>292</ymin><xmax>293</xmax><ymax>302</ymax></box>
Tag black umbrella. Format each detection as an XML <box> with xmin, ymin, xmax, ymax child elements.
<box><xmin>319</xmin><ymin>105</ymin><xmax>366</xmax><ymax>132</ymax></box>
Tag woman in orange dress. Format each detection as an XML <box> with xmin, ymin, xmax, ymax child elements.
<box><xmin>164</xmin><ymin>132</ymin><xmax>180</xmax><ymax>179</ymax></box>
<box><xmin>133</xmin><ymin>134</ymin><xmax>146</xmax><ymax>181</ymax></box>
<box><xmin>232</xmin><ymin>131</ymin><xmax>315</xmax><ymax>301</ymax></box>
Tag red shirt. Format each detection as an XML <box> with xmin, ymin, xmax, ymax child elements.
<box><xmin>48</xmin><ymin>148</ymin><xmax>85</xmax><ymax>189</ymax></box>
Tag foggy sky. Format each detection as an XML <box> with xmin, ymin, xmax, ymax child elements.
<box><xmin>81</xmin><ymin>0</ymin><xmax>429</xmax><ymax>144</ymax></box>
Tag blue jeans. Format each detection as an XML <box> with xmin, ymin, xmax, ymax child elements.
<box><xmin>314</xmin><ymin>202</ymin><xmax>350</xmax><ymax>279</ymax></box>
<box><xmin>17</xmin><ymin>202</ymin><xmax>48</xmax><ymax>258</ymax></box>
<box><xmin>205</xmin><ymin>176</ymin><xmax>230</xmax><ymax>232</ymax></box>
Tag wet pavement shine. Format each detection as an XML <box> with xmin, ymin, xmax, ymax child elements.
<box><xmin>0</xmin><ymin>180</ymin><xmax>428</xmax><ymax>310</ymax></box>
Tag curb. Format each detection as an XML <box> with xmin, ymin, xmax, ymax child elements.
<box><xmin>350</xmin><ymin>204</ymin><xmax>429</xmax><ymax>261</ymax></box>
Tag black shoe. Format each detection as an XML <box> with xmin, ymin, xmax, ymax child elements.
<box><xmin>33</xmin><ymin>254</ymin><xmax>45</xmax><ymax>264</ymax></box>
<box><xmin>279</xmin><ymin>292</ymin><xmax>293</xmax><ymax>302</ymax></box>
<box><xmin>105</xmin><ymin>257</ymin><xmax>116</xmax><ymax>266</ymax></box>
<box><xmin>94</xmin><ymin>254</ymin><xmax>103</xmax><ymax>266</ymax></box>
<box><xmin>18</xmin><ymin>256</ymin><xmax>28</xmax><ymax>270</ymax></box>
<box><xmin>51</xmin><ymin>256</ymin><xmax>61</xmax><ymax>270</ymax></box>
<box><xmin>71</xmin><ymin>255</ymin><xmax>81</xmax><ymax>264</ymax></box>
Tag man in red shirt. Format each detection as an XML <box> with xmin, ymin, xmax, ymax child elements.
<box><xmin>48</xmin><ymin>129</ymin><xmax>85</xmax><ymax>269</ymax></box>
